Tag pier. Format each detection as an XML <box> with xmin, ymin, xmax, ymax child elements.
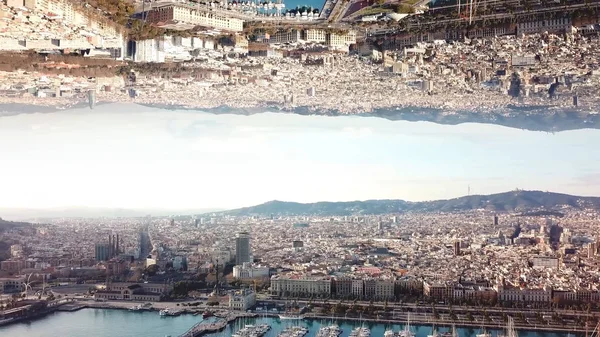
<box><xmin>178</xmin><ymin>311</ymin><xmax>257</xmax><ymax>337</ymax></box>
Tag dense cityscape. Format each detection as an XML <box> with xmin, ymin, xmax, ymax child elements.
<box><xmin>3</xmin><ymin>196</ymin><xmax>600</xmax><ymax>335</ymax></box>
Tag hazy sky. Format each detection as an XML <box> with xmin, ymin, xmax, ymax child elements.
<box><xmin>1</xmin><ymin>103</ymin><xmax>600</xmax><ymax>211</ymax></box>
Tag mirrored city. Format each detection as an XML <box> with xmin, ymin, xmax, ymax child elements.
<box><xmin>2</xmin><ymin>0</ymin><xmax>600</xmax><ymax>336</ymax></box>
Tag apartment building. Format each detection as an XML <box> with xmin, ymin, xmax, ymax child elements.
<box><xmin>145</xmin><ymin>4</ymin><xmax>244</xmax><ymax>32</ymax></box>
<box><xmin>423</xmin><ymin>281</ymin><xmax>453</xmax><ymax>300</ymax></box>
<box><xmin>517</xmin><ymin>17</ymin><xmax>572</xmax><ymax>35</ymax></box>
<box><xmin>532</xmin><ymin>256</ymin><xmax>559</xmax><ymax>269</ymax></box>
<box><xmin>351</xmin><ymin>279</ymin><xmax>364</xmax><ymax>298</ymax></box>
<box><xmin>326</xmin><ymin>30</ymin><xmax>356</xmax><ymax>48</ymax></box>
<box><xmin>133</xmin><ymin>39</ymin><xmax>166</xmax><ymax>63</ymax></box>
<box><xmin>522</xmin><ymin>287</ymin><xmax>552</xmax><ymax>303</ymax></box>
<box><xmin>270</xmin><ymin>274</ymin><xmax>332</xmax><ymax>297</ymax></box>
<box><xmin>334</xmin><ymin>277</ymin><xmax>352</xmax><ymax>298</ymax></box>
<box><xmin>0</xmin><ymin>260</ymin><xmax>26</xmax><ymax>273</ymax></box>
<box><xmin>374</xmin><ymin>280</ymin><xmax>395</xmax><ymax>300</ymax></box>
<box><xmin>453</xmin><ymin>284</ymin><xmax>497</xmax><ymax>303</ymax></box>
<box><xmin>0</xmin><ymin>277</ymin><xmax>25</xmax><ymax>294</ymax></box>
<box><xmin>303</xmin><ymin>29</ymin><xmax>326</xmax><ymax>43</ymax></box>
<box><xmin>269</xmin><ymin>29</ymin><xmax>302</xmax><ymax>44</ymax></box>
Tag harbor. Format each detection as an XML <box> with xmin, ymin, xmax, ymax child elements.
<box><xmin>0</xmin><ymin>307</ymin><xmax>587</xmax><ymax>337</ymax></box>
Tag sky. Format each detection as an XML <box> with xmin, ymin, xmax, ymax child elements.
<box><xmin>1</xmin><ymin>103</ymin><xmax>600</xmax><ymax>213</ymax></box>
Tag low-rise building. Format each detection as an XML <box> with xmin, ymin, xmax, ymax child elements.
<box><xmin>94</xmin><ymin>282</ymin><xmax>172</xmax><ymax>302</ymax></box>
<box><xmin>233</xmin><ymin>262</ymin><xmax>270</xmax><ymax>280</ymax></box>
<box><xmin>269</xmin><ymin>29</ymin><xmax>302</xmax><ymax>44</ymax></box>
<box><xmin>0</xmin><ymin>276</ymin><xmax>25</xmax><ymax>294</ymax></box>
<box><xmin>303</xmin><ymin>29</ymin><xmax>326</xmax><ymax>43</ymax></box>
<box><xmin>229</xmin><ymin>289</ymin><xmax>256</xmax><ymax>310</ymax></box>
<box><xmin>326</xmin><ymin>30</ymin><xmax>357</xmax><ymax>49</ymax></box>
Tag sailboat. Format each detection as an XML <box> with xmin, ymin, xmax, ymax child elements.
<box><xmin>279</xmin><ymin>300</ymin><xmax>305</xmax><ymax>320</ymax></box>
<box><xmin>427</xmin><ymin>324</ymin><xmax>441</xmax><ymax>337</ymax></box>
<box><xmin>399</xmin><ymin>313</ymin><xmax>416</xmax><ymax>337</ymax></box>
<box><xmin>476</xmin><ymin>326</ymin><xmax>492</xmax><ymax>337</ymax></box>
<box><xmin>498</xmin><ymin>316</ymin><xmax>518</xmax><ymax>337</ymax></box>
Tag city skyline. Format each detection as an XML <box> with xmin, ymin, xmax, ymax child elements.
<box><xmin>1</xmin><ymin>103</ymin><xmax>600</xmax><ymax>215</ymax></box>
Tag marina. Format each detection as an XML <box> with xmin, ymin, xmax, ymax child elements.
<box><xmin>0</xmin><ymin>307</ymin><xmax>590</xmax><ymax>337</ymax></box>
<box><xmin>278</xmin><ymin>326</ymin><xmax>310</xmax><ymax>337</ymax></box>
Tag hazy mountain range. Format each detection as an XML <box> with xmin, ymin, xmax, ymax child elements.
<box><xmin>218</xmin><ymin>190</ymin><xmax>600</xmax><ymax>216</ymax></box>
<box><xmin>2</xmin><ymin>191</ymin><xmax>599</xmax><ymax>220</ymax></box>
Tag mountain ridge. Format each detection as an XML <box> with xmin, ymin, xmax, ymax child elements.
<box><xmin>217</xmin><ymin>190</ymin><xmax>600</xmax><ymax>216</ymax></box>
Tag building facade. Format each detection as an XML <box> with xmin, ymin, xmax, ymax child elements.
<box><xmin>233</xmin><ymin>262</ymin><xmax>269</xmax><ymax>280</ymax></box>
<box><xmin>269</xmin><ymin>29</ymin><xmax>302</xmax><ymax>44</ymax></box>
<box><xmin>517</xmin><ymin>17</ymin><xmax>572</xmax><ymax>35</ymax></box>
<box><xmin>303</xmin><ymin>29</ymin><xmax>327</xmax><ymax>43</ymax></box>
<box><xmin>0</xmin><ymin>277</ymin><xmax>25</xmax><ymax>294</ymax></box>
<box><xmin>235</xmin><ymin>232</ymin><xmax>251</xmax><ymax>265</ymax></box>
<box><xmin>326</xmin><ymin>31</ymin><xmax>357</xmax><ymax>49</ymax></box>
<box><xmin>229</xmin><ymin>289</ymin><xmax>256</xmax><ymax>310</ymax></box>
<box><xmin>94</xmin><ymin>282</ymin><xmax>172</xmax><ymax>302</ymax></box>
<box><xmin>145</xmin><ymin>4</ymin><xmax>244</xmax><ymax>32</ymax></box>
<box><xmin>270</xmin><ymin>275</ymin><xmax>332</xmax><ymax>297</ymax></box>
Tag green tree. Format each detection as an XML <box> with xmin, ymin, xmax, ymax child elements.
<box><xmin>144</xmin><ymin>264</ymin><xmax>159</xmax><ymax>276</ymax></box>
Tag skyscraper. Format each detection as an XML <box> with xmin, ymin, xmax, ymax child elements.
<box><xmin>236</xmin><ymin>232</ymin><xmax>251</xmax><ymax>265</ymax></box>
<box><xmin>453</xmin><ymin>241</ymin><xmax>461</xmax><ymax>256</ymax></box>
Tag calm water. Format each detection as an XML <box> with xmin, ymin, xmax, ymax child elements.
<box><xmin>0</xmin><ymin>309</ymin><xmax>203</xmax><ymax>337</ymax></box>
<box><xmin>284</xmin><ymin>0</ymin><xmax>324</xmax><ymax>10</ymax></box>
<box><xmin>0</xmin><ymin>309</ymin><xmax>582</xmax><ymax>337</ymax></box>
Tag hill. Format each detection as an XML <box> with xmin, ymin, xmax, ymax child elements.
<box><xmin>219</xmin><ymin>190</ymin><xmax>600</xmax><ymax>216</ymax></box>
<box><xmin>0</xmin><ymin>218</ymin><xmax>35</xmax><ymax>262</ymax></box>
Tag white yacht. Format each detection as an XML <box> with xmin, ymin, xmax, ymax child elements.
<box><xmin>476</xmin><ymin>327</ymin><xmax>492</xmax><ymax>337</ymax></box>
<box><xmin>129</xmin><ymin>304</ymin><xmax>142</xmax><ymax>311</ymax></box>
<box><xmin>399</xmin><ymin>314</ymin><xmax>416</xmax><ymax>337</ymax></box>
<box><xmin>427</xmin><ymin>327</ymin><xmax>441</xmax><ymax>337</ymax></box>
<box><xmin>350</xmin><ymin>327</ymin><xmax>371</xmax><ymax>337</ymax></box>
<box><xmin>159</xmin><ymin>308</ymin><xmax>170</xmax><ymax>316</ymax></box>
<box><xmin>279</xmin><ymin>314</ymin><xmax>305</xmax><ymax>320</ymax></box>
<box><xmin>329</xmin><ymin>325</ymin><xmax>342</xmax><ymax>336</ymax></box>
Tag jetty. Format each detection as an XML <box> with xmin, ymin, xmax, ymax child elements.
<box><xmin>178</xmin><ymin>311</ymin><xmax>257</xmax><ymax>337</ymax></box>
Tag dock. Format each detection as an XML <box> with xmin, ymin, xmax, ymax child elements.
<box><xmin>56</xmin><ymin>303</ymin><xmax>88</xmax><ymax>312</ymax></box>
<box><xmin>179</xmin><ymin>311</ymin><xmax>257</xmax><ymax>337</ymax></box>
